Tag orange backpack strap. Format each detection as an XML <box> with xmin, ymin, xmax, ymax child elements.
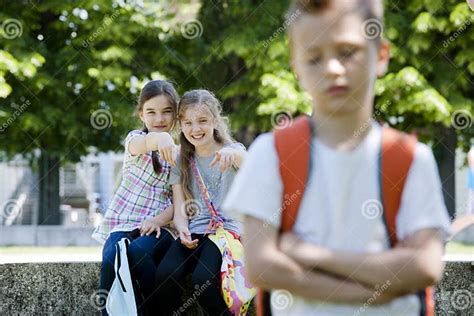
<box><xmin>256</xmin><ymin>115</ymin><xmax>312</xmax><ymax>316</ymax></box>
<box><xmin>380</xmin><ymin>127</ymin><xmax>434</xmax><ymax>316</ymax></box>
<box><xmin>274</xmin><ymin>115</ymin><xmax>313</xmax><ymax>233</ymax></box>
<box><xmin>380</xmin><ymin>127</ymin><xmax>417</xmax><ymax>247</ymax></box>
<box><xmin>256</xmin><ymin>290</ymin><xmax>271</xmax><ymax>316</ymax></box>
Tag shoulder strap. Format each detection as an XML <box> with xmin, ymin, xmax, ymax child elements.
<box><xmin>257</xmin><ymin>115</ymin><xmax>312</xmax><ymax>316</ymax></box>
<box><xmin>190</xmin><ymin>157</ymin><xmax>217</xmax><ymax>216</ymax></box>
<box><xmin>274</xmin><ymin>115</ymin><xmax>312</xmax><ymax>233</ymax></box>
<box><xmin>190</xmin><ymin>157</ymin><xmax>223</xmax><ymax>233</ymax></box>
<box><xmin>380</xmin><ymin>127</ymin><xmax>434</xmax><ymax>316</ymax></box>
<box><xmin>380</xmin><ymin>127</ymin><xmax>417</xmax><ymax>247</ymax></box>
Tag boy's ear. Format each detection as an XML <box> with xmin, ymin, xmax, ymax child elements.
<box><xmin>376</xmin><ymin>39</ymin><xmax>390</xmax><ymax>77</ymax></box>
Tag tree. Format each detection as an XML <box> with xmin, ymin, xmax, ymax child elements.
<box><xmin>1</xmin><ymin>0</ymin><xmax>472</xmax><ymax>222</ymax></box>
<box><xmin>155</xmin><ymin>0</ymin><xmax>473</xmax><ymax>217</ymax></box>
<box><xmin>0</xmin><ymin>0</ymin><xmax>183</xmax><ymax>224</ymax></box>
<box><xmin>380</xmin><ymin>0</ymin><xmax>474</xmax><ymax>217</ymax></box>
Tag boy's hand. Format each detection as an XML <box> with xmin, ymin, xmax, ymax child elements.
<box><xmin>179</xmin><ymin>228</ymin><xmax>199</xmax><ymax>249</ymax></box>
<box><xmin>154</xmin><ymin>132</ymin><xmax>177</xmax><ymax>167</ymax></box>
<box><xmin>209</xmin><ymin>147</ymin><xmax>235</xmax><ymax>172</ymax></box>
<box><xmin>140</xmin><ymin>217</ymin><xmax>163</xmax><ymax>238</ymax></box>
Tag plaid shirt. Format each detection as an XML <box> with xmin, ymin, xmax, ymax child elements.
<box><xmin>92</xmin><ymin>130</ymin><xmax>173</xmax><ymax>243</ymax></box>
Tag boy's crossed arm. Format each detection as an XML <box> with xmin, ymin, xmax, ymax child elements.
<box><xmin>243</xmin><ymin>216</ymin><xmax>400</xmax><ymax>304</ymax></box>
<box><xmin>279</xmin><ymin>228</ymin><xmax>445</xmax><ymax>294</ymax></box>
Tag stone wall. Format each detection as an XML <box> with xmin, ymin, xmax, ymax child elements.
<box><xmin>1</xmin><ymin>261</ymin><xmax>472</xmax><ymax>315</ymax></box>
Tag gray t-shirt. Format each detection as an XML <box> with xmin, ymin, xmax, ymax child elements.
<box><xmin>169</xmin><ymin>144</ymin><xmax>244</xmax><ymax>235</ymax></box>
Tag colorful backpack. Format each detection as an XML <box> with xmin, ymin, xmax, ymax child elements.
<box><xmin>256</xmin><ymin>115</ymin><xmax>434</xmax><ymax>316</ymax></box>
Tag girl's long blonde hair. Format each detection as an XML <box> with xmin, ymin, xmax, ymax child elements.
<box><xmin>178</xmin><ymin>89</ymin><xmax>233</xmax><ymax>201</ymax></box>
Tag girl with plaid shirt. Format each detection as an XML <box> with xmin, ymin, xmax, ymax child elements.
<box><xmin>92</xmin><ymin>80</ymin><xmax>180</xmax><ymax>315</ymax></box>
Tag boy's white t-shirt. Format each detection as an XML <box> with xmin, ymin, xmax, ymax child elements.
<box><xmin>223</xmin><ymin>121</ymin><xmax>451</xmax><ymax>316</ymax></box>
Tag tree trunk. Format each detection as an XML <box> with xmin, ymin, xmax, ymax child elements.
<box><xmin>433</xmin><ymin>126</ymin><xmax>456</xmax><ymax>220</ymax></box>
<box><xmin>38</xmin><ymin>150</ymin><xmax>61</xmax><ymax>225</ymax></box>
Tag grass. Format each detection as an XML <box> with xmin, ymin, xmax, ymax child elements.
<box><xmin>445</xmin><ymin>241</ymin><xmax>474</xmax><ymax>255</ymax></box>
<box><xmin>0</xmin><ymin>246</ymin><xmax>101</xmax><ymax>254</ymax></box>
<box><xmin>0</xmin><ymin>242</ymin><xmax>472</xmax><ymax>255</ymax></box>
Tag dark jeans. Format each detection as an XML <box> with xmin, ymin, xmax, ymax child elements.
<box><xmin>128</xmin><ymin>229</ymin><xmax>174</xmax><ymax>315</ymax></box>
<box><xmin>155</xmin><ymin>234</ymin><xmax>230</xmax><ymax>316</ymax></box>
<box><xmin>99</xmin><ymin>228</ymin><xmax>173</xmax><ymax>316</ymax></box>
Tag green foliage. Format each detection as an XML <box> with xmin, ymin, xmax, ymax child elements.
<box><xmin>1</xmin><ymin>0</ymin><xmax>472</xmax><ymax>161</ymax></box>
<box><xmin>383</xmin><ymin>0</ymin><xmax>473</xmax><ymax>149</ymax></box>
<box><xmin>0</xmin><ymin>0</ymin><xmax>178</xmax><ymax>162</ymax></box>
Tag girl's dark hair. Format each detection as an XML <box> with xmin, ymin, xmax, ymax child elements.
<box><xmin>136</xmin><ymin>80</ymin><xmax>179</xmax><ymax>174</ymax></box>
<box><xmin>177</xmin><ymin>89</ymin><xmax>233</xmax><ymax>201</ymax></box>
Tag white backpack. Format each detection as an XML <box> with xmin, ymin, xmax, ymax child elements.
<box><xmin>106</xmin><ymin>238</ymin><xmax>138</xmax><ymax>316</ymax></box>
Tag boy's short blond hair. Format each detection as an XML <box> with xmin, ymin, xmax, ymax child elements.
<box><xmin>288</xmin><ymin>0</ymin><xmax>383</xmax><ymax>19</ymax></box>
<box><xmin>287</xmin><ymin>0</ymin><xmax>384</xmax><ymax>44</ymax></box>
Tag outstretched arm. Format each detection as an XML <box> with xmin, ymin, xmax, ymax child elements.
<box><xmin>210</xmin><ymin>145</ymin><xmax>247</xmax><ymax>172</ymax></box>
<box><xmin>230</xmin><ymin>145</ymin><xmax>247</xmax><ymax>168</ymax></box>
<box><xmin>128</xmin><ymin>132</ymin><xmax>177</xmax><ymax>166</ymax></box>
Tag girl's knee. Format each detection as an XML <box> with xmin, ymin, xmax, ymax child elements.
<box><xmin>101</xmin><ymin>247</ymin><xmax>117</xmax><ymax>267</ymax></box>
<box><xmin>128</xmin><ymin>232</ymin><xmax>171</xmax><ymax>261</ymax></box>
<box><xmin>126</xmin><ymin>242</ymin><xmax>143</xmax><ymax>264</ymax></box>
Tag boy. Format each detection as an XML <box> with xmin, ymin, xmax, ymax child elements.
<box><xmin>223</xmin><ymin>0</ymin><xmax>451</xmax><ymax>315</ymax></box>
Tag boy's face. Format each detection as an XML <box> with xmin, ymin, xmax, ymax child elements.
<box><xmin>291</xmin><ymin>8</ymin><xmax>389</xmax><ymax>117</ymax></box>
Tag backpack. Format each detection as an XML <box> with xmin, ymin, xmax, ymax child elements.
<box><xmin>256</xmin><ymin>115</ymin><xmax>434</xmax><ymax>316</ymax></box>
<box><xmin>106</xmin><ymin>238</ymin><xmax>138</xmax><ymax>316</ymax></box>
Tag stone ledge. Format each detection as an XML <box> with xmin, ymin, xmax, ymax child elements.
<box><xmin>0</xmin><ymin>262</ymin><xmax>252</xmax><ymax>315</ymax></box>
<box><xmin>0</xmin><ymin>261</ymin><xmax>472</xmax><ymax>315</ymax></box>
<box><xmin>0</xmin><ymin>262</ymin><xmax>101</xmax><ymax>315</ymax></box>
<box><xmin>434</xmin><ymin>260</ymin><xmax>473</xmax><ymax>316</ymax></box>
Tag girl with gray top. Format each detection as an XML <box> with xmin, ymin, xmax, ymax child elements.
<box><xmin>155</xmin><ymin>89</ymin><xmax>246</xmax><ymax>315</ymax></box>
